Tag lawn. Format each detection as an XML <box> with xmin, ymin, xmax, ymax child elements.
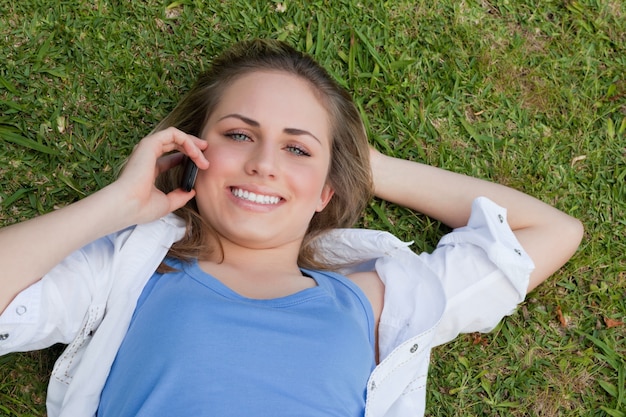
<box><xmin>1</xmin><ymin>0</ymin><xmax>624</xmax><ymax>416</ymax></box>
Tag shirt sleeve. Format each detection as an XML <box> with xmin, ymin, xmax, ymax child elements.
<box><xmin>0</xmin><ymin>236</ymin><xmax>114</xmax><ymax>355</ymax></box>
<box><xmin>422</xmin><ymin>196</ymin><xmax>535</xmax><ymax>346</ymax></box>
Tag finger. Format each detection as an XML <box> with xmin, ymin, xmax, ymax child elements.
<box><xmin>156</xmin><ymin>153</ymin><xmax>185</xmax><ymax>174</ymax></box>
<box><xmin>153</xmin><ymin>128</ymin><xmax>209</xmax><ymax>169</ymax></box>
<box><xmin>179</xmin><ymin>137</ymin><xmax>209</xmax><ymax>170</ymax></box>
<box><xmin>152</xmin><ymin>127</ymin><xmax>200</xmax><ymax>152</ymax></box>
<box><xmin>167</xmin><ymin>188</ymin><xmax>197</xmax><ymax>211</ymax></box>
<box><xmin>184</xmin><ymin>145</ymin><xmax>210</xmax><ymax>170</ymax></box>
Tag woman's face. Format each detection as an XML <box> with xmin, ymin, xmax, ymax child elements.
<box><xmin>194</xmin><ymin>71</ymin><xmax>334</xmax><ymax>252</ymax></box>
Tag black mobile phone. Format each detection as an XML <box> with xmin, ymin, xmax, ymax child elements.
<box><xmin>180</xmin><ymin>156</ymin><xmax>198</xmax><ymax>192</ymax></box>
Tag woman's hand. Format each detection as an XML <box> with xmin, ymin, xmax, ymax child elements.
<box><xmin>0</xmin><ymin>127</ymin><xmax>209</xmax><ymax>312</ymax></box>
<box><xmin>112</xmin><ymin>127</ymin><xmax>209</xmax><ymax>225</ymax></box>
<box><xmin>369</xmin><ymin>146</ymin><xmax>583</xmax><ymax>292</ymax></box>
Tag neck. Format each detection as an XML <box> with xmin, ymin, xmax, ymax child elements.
<box><xmin>197</xmin><ymin>237</ymin><xmax>317</xmax><ymax>299</ymax></box>
<box><xmin>202</xmin><ymin>234</ymin><xmax>304</xmax><ymax>276</ymax></box>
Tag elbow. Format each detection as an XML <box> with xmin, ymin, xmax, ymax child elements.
<box><xmin>525</xmin><ymin>213</ymin><xmax>584</xmax><ymax>293</ymax></box>
<box><xmin>564</xmin><ymin>215</ymin><xmax>585</xmax><ymax>255</ymax></box>
<box><xmin>553</xmin><ymin>213</ymin><xmax>584</xmax><ymax>266</ymax></box>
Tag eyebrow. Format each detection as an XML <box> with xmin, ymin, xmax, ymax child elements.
<box><xmin>218</xmin><ymin>113</ymin><xmax>321</xmax><ymax>144</ymax></box>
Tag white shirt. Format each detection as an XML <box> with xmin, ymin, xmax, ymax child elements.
<box><xmin>0</xmin><ymin>197</ymin><xmax>533</xmax><ymax>417</ymax></box>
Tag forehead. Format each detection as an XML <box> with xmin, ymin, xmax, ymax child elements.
<box><xmin>209</xmin><ymin>71</ymin><xmax>331</xmax><ymax>142</ymax></box>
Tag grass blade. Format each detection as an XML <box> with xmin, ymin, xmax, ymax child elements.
<box><xmin>0</xmin><ymin>125</ymin><xmax>58</xmax><ymax>155</ymax></box>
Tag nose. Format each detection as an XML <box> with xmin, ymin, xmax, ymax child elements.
<box><xmin>244</xmin><ymin>142</ymin><xmax>277</xmax><ymax>178</ymax></box>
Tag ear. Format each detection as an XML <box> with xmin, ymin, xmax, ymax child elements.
<box><xmin>315</xmin><ymin>183</ymin><xmax>335</xmax><ymax>212</ymax></box>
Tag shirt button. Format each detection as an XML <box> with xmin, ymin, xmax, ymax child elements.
<box><xmin>498</xmin><ymin>214</ymin><xmax>504</xmax><ymax>223</ymax></box>
<box><xmin>514</xmin><ymin>249</ymin><xmax>522</xmax><ymax>256</ymax></box>
<box><xmin>410</xmin><ymin>343</ymin><xmax>419</xmax><ymax>353</ymax></box>
<box><xmin>0</xmin><ymin>334</ymin><xmax>9</xmax><ymax>341</ymax></box>
<box><xmin>16</xmin><ymin>305</ymin><xmax>27</xmax><ymax>315</ymax></box>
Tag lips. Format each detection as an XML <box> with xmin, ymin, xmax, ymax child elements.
<box><xmin>230</xmin><ymin>187</ymin><xmax>281</xmax><ymax>205</ymax></box>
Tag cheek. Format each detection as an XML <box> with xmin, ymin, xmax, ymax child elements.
<box><xmin>291</xmin><ymin>165</ymin><xmax>331</xmax><ymax>198</ymax></box>
<box><xmin>199</xmin><ymin>146</ymin><xmax>239</xmax><ymax>177</ymax></box>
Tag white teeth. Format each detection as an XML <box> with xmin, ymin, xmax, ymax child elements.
<box><xmin>231</xmin><ymin>188</ymin><xmax>280</xmax><ymax>205</ymax></box>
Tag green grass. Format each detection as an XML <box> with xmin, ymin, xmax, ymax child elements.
<box><xmin>1</xmin><ymin>0</ymin><xmax>624</xmax><ymax>415</ymax></box>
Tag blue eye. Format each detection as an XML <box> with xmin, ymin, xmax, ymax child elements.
<box><xmin>286</xmin><ymin>145</ymin><xmax>311</xmax><ymax>157</ymax></box>
<box><xmin>226</xmin><ymin>132</ymin><xmax>250</xmax><ymax>142</ymax></box>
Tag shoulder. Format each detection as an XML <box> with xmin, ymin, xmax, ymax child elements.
<box><xmin>347</xmin><ymin>270</ymin><xmax>384</xmax><ymax>327</ymax></box>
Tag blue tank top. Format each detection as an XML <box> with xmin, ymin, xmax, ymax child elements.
<box><xmin>97</xmin><ymin>258</ymin><xmax>375</xmax><ymax>417</ymax></box>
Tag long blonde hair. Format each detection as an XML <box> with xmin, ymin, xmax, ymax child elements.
<box><xmin>155</xmin><ymin>39</ymin><xmax>372</xmax><ymax>270</ymax></box>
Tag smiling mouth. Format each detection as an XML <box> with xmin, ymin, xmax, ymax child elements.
<box><xmin>230</xmin><ymin>187</ymin><xmax>281</xmax><ymax>205</ymax></box>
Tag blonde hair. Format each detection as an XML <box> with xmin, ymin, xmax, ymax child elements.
<box><xmin>154</xmin><ymin>39</ymin><xmax>372</xmax><ymax>270</ymax></box>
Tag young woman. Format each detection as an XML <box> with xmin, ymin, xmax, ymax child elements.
<box><xmin>0</xmin><ymin>39</ymin><xmax>583</xmax><ymax>417</ymax></box>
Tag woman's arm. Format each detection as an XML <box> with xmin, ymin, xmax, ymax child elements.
<box><xmin>0</xmin><ymin>128</ymin><xmax>209</xmax><ymax>313</ymax></box>
<box><xmin>369</xmin><ymin>148</ymin><xmax>583</xmax><ymax>292</ymax></box>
